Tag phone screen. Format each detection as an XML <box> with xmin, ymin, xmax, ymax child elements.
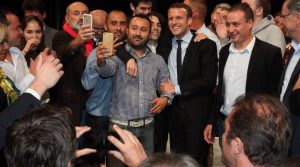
<box><xmin>83</xmin><ymin>14</ymin><xmax>92</xmax><ymax>28</ymax></box>
<box><xmin>102</xmin><ymin>32</ymin><xmax>114</xmax><ymax>56</ymax></box>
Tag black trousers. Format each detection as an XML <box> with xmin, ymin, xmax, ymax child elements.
<box><xmin>154</xmin><ymin>107</ymin><xmax>171</xmax><ymax>152</ymax></box>
<box><xmin>169</xmin><ymin>102</ymin><xmax>209</xmax><ymax>167</ymax></box>
<box><xmin>82</xmin><ymin>113</ymin><xmax>109</xmax><ymax>164</ymax></box>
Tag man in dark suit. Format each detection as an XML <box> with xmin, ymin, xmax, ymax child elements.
<box><xmin>159</xmin><ymin>3</ymin><xmax>218</xmax><ymax>166</ymax></box>
<box><xmin>203</xmin><ymin>3</ymin><xmax>283</xmax><ymax>147</ymax></box>
<box><xmin>279</xmin><ymin>0</ymin><xmax>300</xmax><ymax>157</ymax></box>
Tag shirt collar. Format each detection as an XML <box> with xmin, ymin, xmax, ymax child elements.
<box><xmin>9</xmin><ymin>47</ymin><xmax>22</xmax><ymax>57</ymax></box>
<box><xmin>229</xmin><ymin>36</ymin><xmax>256</xmax><ymax>54</ymax></box>
<box><xmin>291</xmin><ymin>40</ymin><xmax>300</xmax><ymax>52</ymax></box>
<box><xmin>125</xmin><ymin>43</ymin><xmax>151</xmax><ymax>58</ymax></box>
<box><xmin>196</xmin><ymin>24</ymin><xmax>207</xmax><ymax>34</ymax></box>
<box><xmin>172</xmin><ymin>30</ymin><xmax>193</xmax><ymax>45</ymax></box>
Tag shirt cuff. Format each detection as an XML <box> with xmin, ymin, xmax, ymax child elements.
<box><xmin>175</xmin><ymin>85</ymin><xmax>181</xmax><ymax>95</ymax></box>
<box><xmin>25</xmin><ymin>88</ymin><xmax>41</xmax><ymax>100</ymax></box>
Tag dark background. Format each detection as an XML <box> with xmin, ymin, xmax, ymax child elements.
<box><xmin>1</xmin><ymin>0</ymin><xmax>285</xmax><ymax>30</ymax></box>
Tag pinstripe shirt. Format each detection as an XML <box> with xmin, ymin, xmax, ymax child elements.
<box><xmin>97</xmin><ymin>44</ymin><xmax>172</xmax><ymax>120</ymax></box>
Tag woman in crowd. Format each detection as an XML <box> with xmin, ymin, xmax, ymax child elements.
<box><xmin>20</xmin><ymin>15</ymin><xmax>45</xmax><ymax>66</ymax></box>
<box><xmin>0</xmin><ymin>23</ymin><xmax>20</xmax><ymax>111</ymax></box>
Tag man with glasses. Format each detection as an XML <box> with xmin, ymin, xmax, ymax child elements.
<box><xmin>91</xmin><ymin>10</ymin><xmax>107</xmax><ymax>46</ymax></box>
<box><xmin>279</xmin><ymin>0</ymin><xmax>300</xmax><ymax>157</ymax></box>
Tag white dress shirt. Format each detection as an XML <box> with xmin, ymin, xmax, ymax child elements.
<box><xmin>147</xmin><ymin>41</ymin><xmax>158</xmax><ymax>54</ymax></box>
<box><xmin>0</xmin><ymin>47</ymin><xmax>35</xmax><ymax>92</ymax></box>
<box><xmin>280</xmin><ymin>40</ymin><xmax>300</xmax><ymax>101</ymax></box>
<box><xmin>221</xmin><ymin>36</ymin><xmax>256</xmax><ymax>116</ymax></box>
<box><xmin>168</xmin><ymin>31</ymin><xmax>193</xmax><ymax>95</ymax></box>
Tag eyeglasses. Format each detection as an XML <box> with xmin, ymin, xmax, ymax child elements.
<box><xmin>280</xmin><ymin>12</ymin><xmax>298</xmax><ymax>20</ymax></box>
<box><xmin>93</xmin><ymin>27</ymin><xmax>106</xmax><ymax>33</ymax></box>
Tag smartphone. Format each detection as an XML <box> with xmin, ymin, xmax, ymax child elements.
<box><xmin>83</xmin><ymin>14</ymin><xmax>93</xmax><ymax>28</ymax></box>
<box><xmin>102</xmin><ymin>32</ymin><xmax>114</xmax><ymax>56</ymax></box>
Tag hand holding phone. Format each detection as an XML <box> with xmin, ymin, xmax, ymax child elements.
<box><xmin>83</xmin><ymin>14</ymin><xmax>93</xmax><ymax>29</ymax></box>
<box><xmin>102</xmin><ymin>32</ymin><xmax>114</xmax><ymax>56</ymax></box>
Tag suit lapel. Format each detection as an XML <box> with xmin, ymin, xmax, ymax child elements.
<box><xmin>279</xmin><ymin>49</ymin><xmax>295</xmax><ymax>94</ymax></box>
<box><xmin>245</xmin><ymin>39</ymin><xmax>260</xmax><ymax>91</ymax></box>
<box><xmin>181</xmin><ymin>35</ymin><xmax>195</xmax><ymax>78</ymax></box>
<box><xmin>284</xmin><ymin>55</ymin><xmax>300</xmax><ymax>98</ymax></box>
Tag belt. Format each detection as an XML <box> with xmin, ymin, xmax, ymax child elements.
<box><xmin>110</xmin><ymin>117</ymin><xmax>154</xmax><ymax>127</ymax></box>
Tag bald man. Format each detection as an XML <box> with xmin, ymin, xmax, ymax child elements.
<box><xmin>91</xmin><ymin>9</ymin><xmax>107</xmax><ymax>45</ymax></box>
<box><xmin>51</xmin><ymin>2</ymin><xmax>94</xmax><ymax>125</ymax></box>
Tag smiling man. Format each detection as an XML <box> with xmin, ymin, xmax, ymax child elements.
<box><xmin>204</xmin><ymin>3</ymin><xmax>283</xmax><ymax>151</ymax></box>
<box><xmin>158</xmin><ymin>2</ymin><xmax>218</xmax><ymax>166</ymax></box>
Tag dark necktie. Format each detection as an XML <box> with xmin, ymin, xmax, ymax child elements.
<box><xmin>176</xmin><ymin>39</ymin><xmax>182</xmax><ymax>83</ymax></box>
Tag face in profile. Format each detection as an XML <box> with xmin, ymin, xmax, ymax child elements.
<box><xmin>149</xmin><ymin>15</ymin><xmax>162</xmax><ymax>41</ymax></box>
<box><xmin>6</xmin><ymin>14</ymin><xmax>22</xmax><ymax>47</ymax></box>
<box><xmin>281</xmin><ymin>2</ymin><xmax>298</xmax><ymax>39</ymax></box>
<box><xmin>221</xmin><ymin>116</ymin><xmax>235</xmax><ymax>167</ymax></box>
<box><xmin>126</xmin><ymin>17</ymin><xmax>150</xmax><ymax>50</ymax></box>
<box><xmin>23</xmin><ymin>20</ymin><xmax>43</xmax><ymax>50</ymax></box>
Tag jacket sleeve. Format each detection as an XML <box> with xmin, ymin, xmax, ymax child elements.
<box><xmin>180</xmin><ymin>40</ymin><xmax>218</xmax><ymax>96</ymax></box>
<box><xmin>0</xmin><ymin>93</ymin><xmax>40</xmax><ymax>149</ymax></box>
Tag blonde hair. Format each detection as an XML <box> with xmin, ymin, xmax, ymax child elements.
<box><xmin>0</xmin><ymin>23</ymin><xmax>8</xmax><ymax>44</ymax></box>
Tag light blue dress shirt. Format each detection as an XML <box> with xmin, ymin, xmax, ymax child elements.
<box><xmin>168</xmin><ymin>31</ymin><xmax>193</xmax><ymax>95</ymax></box>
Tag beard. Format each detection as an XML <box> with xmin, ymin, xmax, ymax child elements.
<box><xmin>127</xmin><ymin>35</ymin><xmax>148</xmax><ymax>50</ymax></box>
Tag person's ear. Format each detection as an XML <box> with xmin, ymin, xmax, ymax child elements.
<box><xmin>187</xmin><ymin>17</ymin><xmax>192</xmax><ymax>26</ymax></box>
<box><xmin>231</xmin><ymin>137</ymin><xmax>243</xmax><ymax>155</ymax></box>
<box><xmin>130</xmin><ymin>3</ymin><xmax>135</xmax><ymax>13</ymax></box>
<box><xmin>255</xmin><ymin>7</ymin><xmax>263</xmax><ymax>17</ymax></box>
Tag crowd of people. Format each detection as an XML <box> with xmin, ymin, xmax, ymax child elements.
<box><xmin>0</xmin><ymin>0</ymin><xmax>300</xmax><ymax>166</ymax></box>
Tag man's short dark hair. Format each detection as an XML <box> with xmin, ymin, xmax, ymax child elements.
<box><xmin>0</xmin><ymin>11</ymin><xmax>8</xmax><ymax>26</ymax></box>
<box><xmin>149</xmin><ymin>11</ymin><xmax>166</xmax><ymax>28</ymax></box>
<box><xmin>129</xmin><ymin>0</ymin><xmax>153</xmax><ymax>8</ymax></box>
<box><xmin>168</xmin><ymin>2</ymin><xmax>193</xmax><ymax>18</ymax></box>
<box><xmin>4</xmin><ymin>105</ymin><xmax>76</xmax><ymax>167</ymax></box>
<box><xmin>227</xmin><ymin>94</ymin><xmax>292</xmax><ymax>166</ymax></box>
<box><xmin>22</xmin><ymin>0</ymin><xmax>46</xmax><ymax>14</ymax></box>
<box><xmin>128</xmin><ymin>14</ymin><xmax>151</xmax><ymax>28</ymax></box>
<box><xmin>0</xmin><ymin>6</ymin><xmax>18</xmax><ymax>26</ymax></box>
<box><xmin>256</xmin><ymin>0</ymin><xmax>271</xmax><ymax>18</ymax></box>
<box><xmin>229</xmin><ymin>3</ymin><xmax>254</xmax><ymax>21</ymax></box>
<box><xmin>139</xmin><ymin>153</ymin><xmax>200</xmax><ymax>167</ymax></box>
